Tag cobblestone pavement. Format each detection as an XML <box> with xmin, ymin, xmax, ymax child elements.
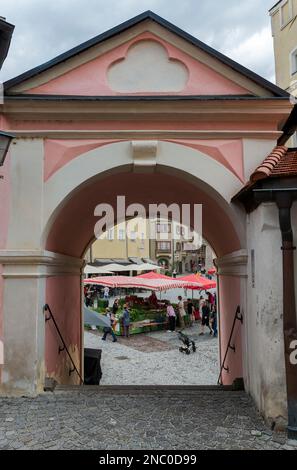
<box><xmin>85</xmin><ymin>326</ymin><xmax>219</xmax><ymax>385</ymax></box>
<box><xmin>0</xmin><ymin>389</ymin><xmax>296</xmax><ymax>450</ymax></box>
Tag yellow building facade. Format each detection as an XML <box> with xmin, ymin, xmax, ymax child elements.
<box><xmin>90</xmin><ymin>218</ymin><xmax>151</xmax><ymax>261</ymax></box>
<box><xmin>270</xmin><ymin>0</ymin><xmax>297</xmax><ymax>145</ymax></box>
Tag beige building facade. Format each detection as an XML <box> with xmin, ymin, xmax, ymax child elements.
<box><xmin>88</xmin><ymin>216</ymin><xmax>215</xmax><ymax>273</ymax></box>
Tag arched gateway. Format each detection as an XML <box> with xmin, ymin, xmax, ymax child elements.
<box><xmin>0</xmin><ymin>12</ymin><xmax>295</xmax><ymax>429</ymax></box>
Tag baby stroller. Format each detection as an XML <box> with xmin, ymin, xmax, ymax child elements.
<box><xmin>178</xmin><ymin>331</ymin><xmax>196</xmax><ymax>355</ymax></box>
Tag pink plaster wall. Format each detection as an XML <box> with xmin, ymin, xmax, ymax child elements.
<box><xmin>25</xmin><ymin>33</ymin><xmax>250</xmax><ymax>96</ymax></box>
<box><xmin>44</xmin><ymin>139</ymin><xmax>119</xmax><ymax>181</ymax></box>
<box><xmin>218</xmin><ymin>276</ymin><xmax>243</xmax><ymax>384</ymax></box>
<box><xmin>44</xmin><ymin>138</ymin><xmax>243</xmax><ymax>182</ymax></box>
<box><xmin>45</xmin><ymin>276</ymin><xmax>82</xmax><ymax>383</ymax></box>
<box><xmin>166</xmin><ymin>139</ymin><xmax>244</xmax><ymax>181</ymax></box>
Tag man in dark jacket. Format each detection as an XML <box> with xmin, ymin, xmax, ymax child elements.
<box><xmin>199</xmin><ymin>300</ymin><xmax>212</xmax><ymax>335</ymax></box>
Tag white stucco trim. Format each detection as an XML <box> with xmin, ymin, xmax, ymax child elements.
<box><xmin>215</xmin><ymin>249</ymin><xmax>248</xmax><ymax>277</ymax></box>
<box><xmin>0</xmin><ymin>250</ymin><xmax>83</xmax><ymax>277</ymax></box>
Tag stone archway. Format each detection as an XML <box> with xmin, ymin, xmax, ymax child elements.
<box><xmin>0</xmin><ymin>140</ymin><xmax>248</xmax><ymax>396</ymax></box>
<box><xmin>38</xmin><ymin>141</ymin><xmax>246</xmax><ymax>390</ymax></box>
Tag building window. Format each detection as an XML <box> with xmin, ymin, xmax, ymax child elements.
<box><xmin>156</xmin><ymin>223</ymin><xmax>171</xmax><ymax>233</ymax></box>
<box><xmin>118</xmin><ymin>229</ymin><xmax>125</xmax><ymax>240</ymax></box>
<box><xmin>175</xmin><ymin>225</ymin><xmax>185</xmax><ymax>236</ymax></box>
<box><xmin>280</xmin><ymin>0</ymin><xmax>293</xmax><ymax>28</ymax></box>
<box><xmin>157</xmin><ymin>241</ymin><xmax>171</xmax><ymax>252</ymax></box>
<box><xmin>130</xmin><ymin>231</ymin><xmax>136</xmax><ymax>241</ymax></box>
<box><xmin>107</xmin><ymin>228</ymin><xmax>114</xmax><ymax>240</ymax></box>
<box><xmin>291</xmin><ymin>47</ymin><xmax>297</xmax><ymax>75</ymax></box>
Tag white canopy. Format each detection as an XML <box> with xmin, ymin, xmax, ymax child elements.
<box><xmin>97</xmin><ymin>262</ymin><xmax>160</xmax><ymax>272</ymax></box>
<box><xmin>89</xmin><ymin>262</ymin><xmax>160</xmax><ymax>273</ymax></box>
<box><xmin>99</xmin><ymin>263</ymin><xmax>133</xmax><ymax>272</ymax></box>
<box><xmin>84</xmin><ymin>265</ymin><xmax>114</xmax><ymax>274</ymax></box>
<box><xmin>135</xmin><ymin>263</ymin><xmax>160</xmax><ymax>271</ymax></box>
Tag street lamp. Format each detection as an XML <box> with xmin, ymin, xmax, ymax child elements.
<box><xmin>0</xmin><ymin>131</ymin><xmax>14</xmax><ymax>166</ymax></box>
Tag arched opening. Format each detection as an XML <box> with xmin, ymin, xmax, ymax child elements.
<box><xmin>42</xmin><ymin>141</ymin><xmax>245</xmax><ymax>388</ymax></box>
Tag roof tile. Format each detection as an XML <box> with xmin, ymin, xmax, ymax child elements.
<box><xmin>250</xmin><ymin>146</ymin><xmax>291</xmax><ymax>182</ymax></box>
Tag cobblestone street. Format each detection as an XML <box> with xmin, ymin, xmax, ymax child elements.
<box><xmin>85</xmin><ymin>326</ymin><xmax>219</xmax><ymax>385</ymax></box>
<box><xmin>0</xmin><ymin>389</ymin><xmax>296</xmax><ymax>450</ymax></box>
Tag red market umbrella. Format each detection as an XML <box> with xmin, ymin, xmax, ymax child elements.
<box><xmin>178</xmin><ymin>273</ymin><xmax>216</xmax><ymax>290</ymax></box>
<box><xmin>137</xmin><ymin>271</ymin><xmax>172</xmax><ymax>280</ymax></box>
<box><xmin>83</xmin><ymin>275</ymin><xmax>120</xmax><ymax>288</ymax></box>
<box><xmin>83</xmin><ymin>275</ymin><xmax>198</xmax><ymax>291</ymax></box>
<box><xmin>208</xmin><ymin>267</ymin><xmax>216</xmax><ymax>275</ymax></box>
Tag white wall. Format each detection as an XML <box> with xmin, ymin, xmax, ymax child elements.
<box><xmin>6</xmin><ymin>139</ymin><xmax>44</xmax><ymax>250</ymax></box>
<box><xmin>242</xmin><ymin>140</ymin><xmax>276</xmax><ymax>182</ymax></box>
<box><xmin>245</xmin><ymin>202</ymin><xmax>287</xmax><ymax>428</ymax></box>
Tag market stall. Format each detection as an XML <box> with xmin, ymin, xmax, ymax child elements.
<box><xmin>83</xmin><ymin>275</ymin><xmax>199</xmax><ymax>335</ymax></box>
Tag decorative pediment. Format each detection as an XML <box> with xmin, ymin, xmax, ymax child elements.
<box><xmin>4</xmin><ymin>11</ymin><xmax>286</xmax><ymax>98</ymax></box>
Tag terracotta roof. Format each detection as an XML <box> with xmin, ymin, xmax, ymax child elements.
<box><xmin>232</xmin><ymin>146</ymin><xmax>297</xmax><ymax>202</ymax></box>
<box><xmin>250</xmin><ymin>146</ymin><xmax>288</xmax><ymax>182</ymax></box>
<box><xmin>251</xmin><ymin>146</ymin><xmax>297</xmax><ymax>181</ymax></box>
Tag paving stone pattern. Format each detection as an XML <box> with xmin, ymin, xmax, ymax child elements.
<box><xmin>0</xmin><ymin>390</ymin><xmax>296</xmax><ymax>450</ymax></box>
<box><xmin>85</xmin><ymin>327</ymin><xmax>219</xmax><ymax>385</ymax></box>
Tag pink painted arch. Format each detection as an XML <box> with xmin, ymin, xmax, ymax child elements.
<box><xmin>44</xmin><ymin>165</ymin><xmax>242</xmax><ymax>259</ymax></box>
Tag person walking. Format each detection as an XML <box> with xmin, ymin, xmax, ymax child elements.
<box><xmin>210</xmin><ymin>305</ymin><xmax>218</xmax><ymax>337</ymax></box>
<box><xmin>207</xmin><ymin>291</ymin><xmax>215</xmax><ymax>309</ymax></box>
<box><xmin>187</xmin><ymin>298</ymin><xmax>194</xmax><ymax>327</ymax></box>
<box><xmin>101</xmin><ymin>308</ymin><xmax>117</xmax><ymax>342</ymax></box>
<box><xmin>166</xmin><ymin>302</ymin><xmax>176</xmax><ymax>332</ymax></box>
<box><xmin>122</xmin><ymin>304</ymin><xmax>131</xmax><ymax>338</ymax></box>
<box><xmin>199</xmin><ymin>300</ymin><xmax>212</xmax><ymax>335</ymax></box>
<box><xmin>177</xmin><ymin>295</ymin><xmax>186</xmax><ymax>329</ymax></box>
<box><xmin>103</xmin><ymin>286</ymin><xmax>110</xmax><ymax>300</ymax></box>
<box><xmin>198</xmin><ymin>295</ymin><xmax>204</xmax><ymax>320</ymax></box>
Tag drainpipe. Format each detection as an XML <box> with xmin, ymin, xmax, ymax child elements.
<box><xmin>276</xmin><ymin>192</ymin><xmax>297</xmax><ymax>439</ymax></box>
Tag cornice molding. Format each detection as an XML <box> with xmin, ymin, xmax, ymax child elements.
<box><xmin>7</xmin><ymin>130</ymin><xmax>283</xmax><ymax>140</ymax></box>
<box><xmin>215</xmin><ymin>249</ymin><xmax>248</xmax><ymax>277</ymax></box>
<box><xmin>0</xmin><ymin>250</ymin><xmax>83</xmax><ymax>278</ymax></box>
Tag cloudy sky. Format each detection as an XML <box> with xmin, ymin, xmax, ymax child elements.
<box><xmin>0</xmin><ymin>0</ymin><xmax>276</xmax><ymax>83</ymax></box>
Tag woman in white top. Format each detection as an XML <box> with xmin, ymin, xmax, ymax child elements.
<box><xmin>177</xmin><ymin>295</ymin><xmax>186</xmax><ymax>329</ymax></box>
<box><xmin>166</xmin><ymin>302</ymin><xmax>176</xmax><ymax>332</ymax></box>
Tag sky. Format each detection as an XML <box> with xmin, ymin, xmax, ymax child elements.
<box><xmin>0</xmin><ymin>0</ymin><xmax>276</xmax><ymax>83</ymax></box>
